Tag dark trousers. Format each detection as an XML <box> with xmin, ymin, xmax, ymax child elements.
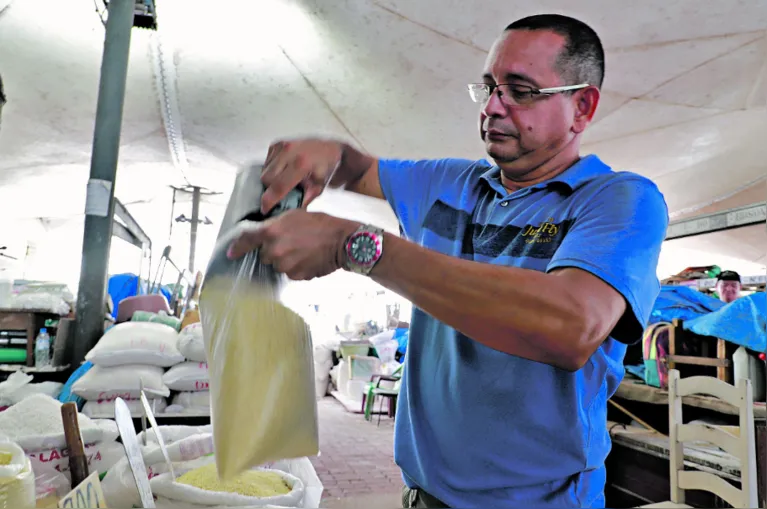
<box><xmin>402</xmin><ymin>486</ymin><xmax>449</xmax><ymax>508</ymax></box>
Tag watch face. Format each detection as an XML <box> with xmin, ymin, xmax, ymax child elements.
<box><xmin>348</xmin><ymin>232</ymin><xmax>381</xmax><ymax>266</ymax></box>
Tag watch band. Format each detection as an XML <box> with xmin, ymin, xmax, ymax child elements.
<box><xmin>344</xmin><ymin>224</ymin><xmax>384</xmax><ymax>276</ymax></box>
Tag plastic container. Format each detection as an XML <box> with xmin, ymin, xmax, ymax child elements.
<box><xmin>34</xmin><ymin>328</ymin><xmax>51</xmax><ymax>368</ymax></box>
<box><xmin>733</xmin><ymin>346</ymin><xmax>766</xmax><ymax>401</ymax></box>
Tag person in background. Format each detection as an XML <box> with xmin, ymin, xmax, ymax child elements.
<box><xmin>229</xmin><ymin>14</ymin><xmax>669</xmax><ymax>508</ymax></box>
<box><xmin>715</xmin><ymin>270</ymin><xmax>742</xmax><ymax>303</ymax></box>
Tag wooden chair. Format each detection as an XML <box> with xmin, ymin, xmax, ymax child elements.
<box><xmin>640</xmin><ymin>369</ymin><xmax>758</xmax><ymax>508</ymax></box>
<box><xmin>667</xmin><ymin>319</ymin><xmax>730</xmax><ymax>382</ymax></box>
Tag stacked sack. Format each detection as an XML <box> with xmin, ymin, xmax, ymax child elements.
<box><xmin>166</xmin><ymin>323</ymin><xmax>211</xmax><ymax>415</ymax></box>
<box><xmin>72</xmin><ymin>322</ymin><xmax>185</xmax><ymax>416</ymax></box>
<box><xmin>0</xmin><ymin>394</ymin><xmax>125</xmax><ymax>497</ymax></box>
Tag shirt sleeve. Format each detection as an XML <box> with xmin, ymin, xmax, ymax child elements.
<box><xmin>546</xmin><ymin>175</ymin><xmax>669</xmax><ymax>344</ymax></box>
<box><xmin>377</xmin><ymin>158</ymin><xmax>475</xmax><ymax>239</ymax></box>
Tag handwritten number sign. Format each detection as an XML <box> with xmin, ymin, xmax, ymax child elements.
<box><xmin>58</xmin><ymin>472</ymin><xmax>107</xmax><ymax>508</ymax></box>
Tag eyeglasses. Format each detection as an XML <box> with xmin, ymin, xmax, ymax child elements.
<box><xmin>467</xmin><ymin>83</ymin><xmax>589</xmax><ymax>106</ymax></box>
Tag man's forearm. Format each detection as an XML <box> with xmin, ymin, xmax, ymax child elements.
<box><xmin>328</xmin><ymin>143</ymin><xmax>383</xmax><ymax>200</ymax></box>
<box><xmin>329</xmin><ymin>143</ymin><xmax>374</xmax><ymax>188</ymax></box>
<box><xmin>369</xmin><ymin>233</ymin><xmax>597</xmax><ymax>370</ymax></box>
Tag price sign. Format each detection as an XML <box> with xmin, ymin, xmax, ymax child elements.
<box><xmin>58</xmin><ymin>471</ymin><xmax>107</xmax><ymax>508</ymax></box>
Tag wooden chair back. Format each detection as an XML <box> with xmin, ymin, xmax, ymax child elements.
<box><xmin>667</xmin><ymin>369</ymin><xmax>758</xmax><ymax>508</ymax></box>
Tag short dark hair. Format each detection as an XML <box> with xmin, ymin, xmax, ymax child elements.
<box><xmin>717</xmin><ymin>270</ymin><xmax>741</xmax><ymax>283</ymax></box>
<box><xmin>505</xmin><ymin>14</ymin><xmax>605</xmax><ymax>89</ymax></box>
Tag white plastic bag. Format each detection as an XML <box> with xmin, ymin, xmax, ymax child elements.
<box><xmin>0</xmin><ymin>441</ymin><xmax>37</xmax><ymax>508</ymax></box>
<box><xmin>71</xmin><ymin>364</ymin><xmax>170</xmax><ymax>400</ymax></box>
<box><xmin>178</xmin><ymin>323</ymin><xmax>207</xmax><ymax>362</ymax></box>
<box><xmin>85</xmin><ymin>322</ymin><xmax>184</xmax><ymax>367</ymax></box>
<box><xmin>150</xmin><ymin>464</ymin><xmax>304</xmax><ymax>508</ymax></box>
<box><xmin>162</xmin><ymin>362</ymin><xmax>209</xmax><ymax>392</ymax></box>
<box><xmin>82</xmin><ymin>397</ymin><xmax>167</xmax><ymax>418</ymax></box>
<box><xmin>200</xmin><ymin>264</ymin><xmax>319</xmax><ymax>480</ymax></box>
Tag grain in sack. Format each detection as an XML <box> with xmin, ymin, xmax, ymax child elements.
<box><xmin>0</xmin><ymin>394</ymin><xmax>117</xmax><ymax>451</ymax></box>
<box><xmin>85</xmin><ymin>322</ymin><xmax>184</xmax><ymax>367</ymax></box>
<box><xmin>162</xmin><ymin>362</ymin><xmax>209</xmax><ymax>392</ymax></box>
<box><xmin>71</xmin><ymin>364</ymin><xmax>170</xmax><ymax>401</ymax></box>
<box><xmin>102</xmin><ymin>433</ymin><xmax>216</xmax><ymax>508</ymax></box>
<box><xmin>150</xmin><ymin>463</ymin><xmax>304</xmax><ymax>508</ymax></box>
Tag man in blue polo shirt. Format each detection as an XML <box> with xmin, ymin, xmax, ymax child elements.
<box><xmin>228</xmin><ymin>13</ymin><xmax>668</xmax><ymax>508</ymax></box>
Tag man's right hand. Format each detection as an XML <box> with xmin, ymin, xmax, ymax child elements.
<box><xmin>259</xmin><ymin>138</ymin><xmax>382</xmax><ymax>214</ymax></box>
<box><xmin>259</xmin><ymin>139</ymin><xmax>343</xmax><ymax>214</ymax></box>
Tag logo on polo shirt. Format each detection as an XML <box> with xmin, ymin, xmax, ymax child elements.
<box><xmin>521</xmin><ymin>218</ymin><xmax>559</xmax><ymax>244</ymax></box>
<box><xmin>421</xmin><ymin>200</ymin><xmax>573</xmax><ymax>259</ymax></box>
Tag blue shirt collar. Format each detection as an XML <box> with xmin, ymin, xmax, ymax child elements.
<box><xmin>479</xmin><ymin>154</ymin><xmax>612</xmax><ymax>196</ymax></box>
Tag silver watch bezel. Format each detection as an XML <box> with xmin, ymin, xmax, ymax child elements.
<box><xmin>345</xmin><ymin>225</ymin><xmax>384</xmax><ymax>275</ymax></box>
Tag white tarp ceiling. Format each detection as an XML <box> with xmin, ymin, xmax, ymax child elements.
<box><xmin>0</xmin><ymin>0</ymin><xmax>764</xmax><ymax>284</ymax></box>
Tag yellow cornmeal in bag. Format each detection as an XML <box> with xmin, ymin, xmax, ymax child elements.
<box><xmin>176</xmin><ymin>463</ymin><xmax>291</xmax><ymax>497</ymax></box>
<box><xmin>200</xmin><ymin>278</ymin><xmax>319</xmax><ymax>481</ymax></box>
<box><xmin>0</xmin><ymin>453</ymin><xmax>12</xmax><ymax>466</ymax></box>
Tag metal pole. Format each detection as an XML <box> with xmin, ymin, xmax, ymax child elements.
<box><xmin>189</xmin><ymin>186</ymin><xmax>201</xmax><ymax>272</ymax></box>
<box><xmin>72</xmin><ymin>0</ymin><xmax>135</xmax><ymax>365</ymax></box>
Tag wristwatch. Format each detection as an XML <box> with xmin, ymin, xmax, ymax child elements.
<box><xmin>344</xmin><ymin>224</ymin><xmax>384</xmax><ymax>275</ymax></box>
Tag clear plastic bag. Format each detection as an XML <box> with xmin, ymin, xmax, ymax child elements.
<box><xmin>200</xmin><ymin>224</ymin><xmax>319</xmax><ymax>480</ymax></box>
<box><xmin>0</xmin><ymin>440</ymin><xmax>37</xmax><ymax>508</ymax></box>
<box><xmin>200</xmin><ymin>167</ymin><xmax>319</xmax><ymax>482</ymax></box>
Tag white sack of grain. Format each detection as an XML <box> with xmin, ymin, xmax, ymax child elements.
<box><xmin>82</xmin><ymin>397</ymin><xmax>167</xmax><ymax>418</ymax></box>
<box><xmin>103</xmin><ymin>431</ymin><xmax>323</xmax><ymax>509</ymax></box>
<box><xmin>162</xmin><ymin>362</ymin><xmax>209</xmax><ymax>392</ymax></box>
<box><xmin>102</xmin><ymin>433</ymin><xmax>215</xmax><ymax>507</ymax></box>
<box><xmin>177</xmin><ymin>323</ymin><xmax>206</xmax><ymax>362</ymax></box>
<box><xmin>71</xmin><ymin>364</ymin><xmax>170</xmax><ymax>401</ymax></box>
<box><xmin>170</xmin><ymin>391</ymin><xmax>210</xmax><ymax>411</ymax></box>
<box><xmin>85</xmin><ymin>322</ymin><xmax>184</xmax><ymax>367</ymax></box>
<box><xmin>150</xmin><ymin>464</ymin><xmax>304</xmax><ymax>508</ymax></box>
<box><xmin>27</xmin><ymin>440</ymin><xmax>126</xmax><ymax>479</ymax></box>
<box><xmin>138</xmin><ymin>425</ymin><xmax>212</xmax><ymax>446</ymax></box>
<box><xmin>0</xmin><ymin>394</ymin><xmax>118</xmax><ymax>451</ymax></box>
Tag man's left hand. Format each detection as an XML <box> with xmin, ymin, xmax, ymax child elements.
<box><xmin>226</xmin><ymin>209</ymin><xmax>360</xmax><ymax>280</ymax></box>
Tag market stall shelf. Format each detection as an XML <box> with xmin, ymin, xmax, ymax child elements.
<box><xmin>0</xmin><ymin>309</ymin><xmax>62</xmax><ymax>367</ymax></box>
<box><xmin>608</xmin><ymin>422</ymin><xmax>743</xmax><ymax>507</ymax></box>
<box><xmin>615</xmin><ymin>379</ymin><xmax>767</xmax><ymax>419</ymax></box>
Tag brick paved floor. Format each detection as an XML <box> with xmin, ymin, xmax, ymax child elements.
<box><xmin>311</xmin><ymin>397</ymin><xmax>402</xmax><ymax>507</ymax></box>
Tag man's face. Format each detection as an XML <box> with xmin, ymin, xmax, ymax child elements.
<box><xmin>716</xmin><ymin>280</ymin><xmax>741</xmax><ymax>303</ymax></box>
<box><xmin>478</xmin><ymin>29</ymin><xmax>596</xmax><ymax>177</ymax></box>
